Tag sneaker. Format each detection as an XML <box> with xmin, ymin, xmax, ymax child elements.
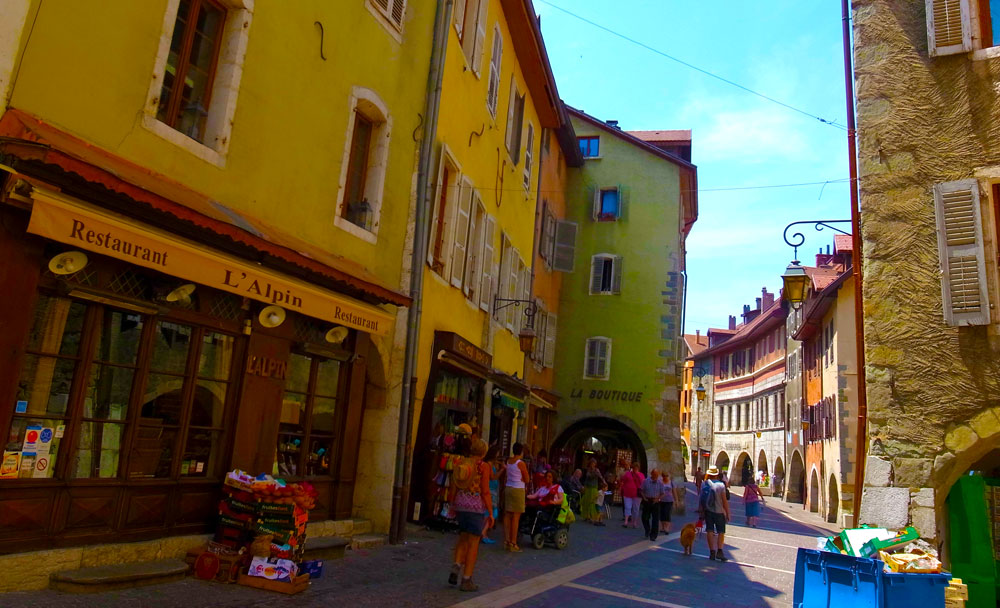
<box><xmin>481</xmin><ymin>537</ymin><xmax>496</xmax><ymax>544</ymax></box>
<box><xmin>716</xmin><ymin>552</ymin><xmax>728</xmax><ymax>563</ymax></box>
<box><xmin>460</xmin><ymin>579</ymin><xmax>479</xmax><ymax>592</ymax></box>
<box><xmin>449</xmin><ymin>564</ymin><xmax>461</xmax><ymax>585</ymax></box>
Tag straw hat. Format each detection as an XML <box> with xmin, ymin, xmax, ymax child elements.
<box><xmin>707</xmin><ymin>466</ymin><xmax>720</xmax><ymax>476</ymax></box>
<box><xmin>470</xmin><ymin>438</ymin><xmax>488</xmax><ymax>457</ymax></box>
<box><xmin>455</xmin><ymin>423</ymin><xmax>473</xmax><ymax>435</ymax></box>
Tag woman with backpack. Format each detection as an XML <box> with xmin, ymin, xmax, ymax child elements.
<box><xmin>448</xmin><ymin>438</ymin><xmax>493</xmax><ymax>592</ymax></box>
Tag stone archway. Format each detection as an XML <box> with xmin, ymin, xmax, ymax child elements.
<box><xmin>551</xmin><ymin>416</ymin><xmax>648</xmax><ymax>474</ymax></box>
<box><xmin>809</xmin><ymin>468</ymin><xmax>821</xmax><ymax>513</ymax></box>
<box><xmin>773</xmin><ymin>457</ymin><xmax>785</xmax><ymax>496</ymax></box>
<box><xmin>787</xmin><ymin>450</ymin><xmax>804</xmax><ymax>503</ymax></box>
<box><xmin>758</xmin><ymin>449</ymin><xmax>769</xmax><ymax>479</ymax></box>
<box><xmin>715</xmin><ymin>450</ymin><xmax>730</xmax><ymax>474</ymax></box>
<box><xmin>734</xmin><ymin>451</ymin><xmax>753</xmax><ymax>486</ymax></box>
<box><xmin>827</xmin><ymin>475</ymin><xmax>839</xmax><ymax>524</ymax></box>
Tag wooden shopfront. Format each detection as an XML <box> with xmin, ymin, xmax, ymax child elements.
<box><xmin>0</xmin><ymin>167</ymin><xmax>401</xmax><ymax>554</ymax></box>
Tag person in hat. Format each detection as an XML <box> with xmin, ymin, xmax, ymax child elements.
<box><xmin>448</xmin><ymin>438</ymin><xmax>493</xmax><ymax>592</ymax></box>
<box><xmin>699</xmin><ymin>466</ymin><xmax>731</xmax><ymax>562</ymax></box>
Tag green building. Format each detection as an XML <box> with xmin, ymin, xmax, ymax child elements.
<box><xmin>550</xmin><ymin>108</ymin><xmax>698</xmax><ymax>479</ymax></box>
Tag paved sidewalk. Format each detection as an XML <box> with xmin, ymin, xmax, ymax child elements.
<box><xmin>0</xmin><ymin>487</ymin><xmax>839</xmax><ymax>608</ymax></box>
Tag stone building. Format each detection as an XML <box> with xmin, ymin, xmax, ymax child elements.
<box><xmin>853</xmin><ymin>0</ymin><xmax>1000</xmax><ymax>570</ymax></box>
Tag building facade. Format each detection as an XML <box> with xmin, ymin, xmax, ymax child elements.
<box><xmin>702</xmin><ymin>290</ymin><xmax>787</xmax><ymax>489</ymax></box>
<box><xmin>853</xmin><ymin>0</ymin><xmax>1000</xmax><ymax>583</ymax></box>
<box><xmin>682</xmin><ymin>332</ymin><xmax>712</xmax><ymax>476</ymax></box>
<box><xmin>0</xmin><ymin>0</ymin><xmax>434</xmax><ymax>564</ymax></box>
<box><xmin>551</xmin><ymin>110</ymin><xmax>697</xmax><ymax>479</ymax></box>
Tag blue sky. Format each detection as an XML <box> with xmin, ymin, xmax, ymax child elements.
<box><xmin>534</xmin><ymin>0</ymin><xmax>851</xmax><ymax>333</ymax></box>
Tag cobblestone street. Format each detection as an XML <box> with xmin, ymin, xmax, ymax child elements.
<box><xmin>2</xmin><ymin>488</ymin><xmax>838</xmax><ymax>608</ymax></box>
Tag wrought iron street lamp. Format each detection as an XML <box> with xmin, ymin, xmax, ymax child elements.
<box><xmin>781</xmin><ymin>220</ymin><xmax>852</xmax><ymax>309</ymax></box>
<box><xmin>493</xmin><ymin>297</ymin><xmax>538</xmax><ymax>354</ymax></box>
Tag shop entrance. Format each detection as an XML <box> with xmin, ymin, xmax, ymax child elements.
<box><xmin>550</xmin><ymin>417</ymin><xmax>646</xmax><ymax>478</ymax></box>
<box><xmin>786</xmin><ymin>450</ymin><xmax>804</xmax><ymax>503</ymax></box>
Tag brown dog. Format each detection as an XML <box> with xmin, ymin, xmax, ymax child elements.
<box><xmin>679</xmin><ymin>523</ymin><xmax>696</xmax><ymax>555</ymax></box>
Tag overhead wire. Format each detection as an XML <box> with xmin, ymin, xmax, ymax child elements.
<box><xmin>425</xmin><ymin>177</ymin><xmax>851</xmax><ymax>196</ymax></box>
<box><xmin>535</xmin><ymin>0</ymin><xmax>848</xmax><ymax>131</ymax></box>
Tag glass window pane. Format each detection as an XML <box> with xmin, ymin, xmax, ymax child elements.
<box><xmin>275</xmin><ymin>435</ymin><xmax>301</xmax><ymax>478</ymax></box>
<box><xmin>190</xmin><ymin>379</ymin><xmax>227</xmax><ymax>427</ymax></box>
<box><xmin>141</xmin><ymin>373</ymin><xmax>186</xmax><ymax>425</ymax></box>
<box><xmin>286</xmin><ymin>353</ymin><xmax>311</xmax><ymax>393</ymax></box>
<box><xmin>26</xmin><ymin>296</ymin><xmax>86</xmax><ymax>356</ymax></box>
<box><xmin>150</xmin><ymin>321</ymin><xmax>193</xmax><ymax>374</ymax></box>
<box><xmin>4</xmin><ymin>418</ymin><xmax>63</xmax><ymax>479</ymax></box>
<box><xmin>198</xmin><ymin>333</ymin><xmax>233</xmax><ymax>380</ymax></box>
<box><xmin>82</xmin><ymin>364</ymin><xmax>133</xmax><ymax>421</ymax></box>
<box><xmin>344</xmin><ymin>115</ymin><xmax>373</xmax><ymax>213</ymax></box>
<box><xmin>311</xmin><ymin>397</ymin><xmax>337</xmax><ymax>434</ymax></box>
<box><xmin>600</xmin><ymin>190</ymin><xmax>619</xmax><ymax>215</ymax></box>
<box><xmin>129</xmin><ymin>426</ymin><xmax>177</xmax><ymax>479</ymax></box>
<box><xmin>279</xmin><ymin>392</ymin><xmax>307</xmax><ymax>435</ymax></box>
<box><xmin>72</xmin><ymin>422</ymin><xmax>123</xmax><ymax>479</ymax></box>
<box><xmin>181</xmin><ymin>428</ymin><xmax>220</xmax><ymax>477</ymax></box>
<box><xmin>314</xmin><ymin>359</ymin><xmax>340</xmax><ymax>397</ymax></box>
<box><xmin>94</xmin><ymin>309</ymin><xmax>143</xmax><ymax>365</ymax></box>
<box><xmin>305</xmin><ymin>436</ymin><xmax>334</xmax><ymax>476</ymax></box>
<box><xmin>16</xmin><ymin>354</ymin><xmax>75</xmax><ymax>416</ymax></box>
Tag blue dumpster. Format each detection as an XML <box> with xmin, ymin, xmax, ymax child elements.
<box><xmin>793</xmin><ymin>548</ymin><xmax>951</xmax><ymax>608</ymax></box>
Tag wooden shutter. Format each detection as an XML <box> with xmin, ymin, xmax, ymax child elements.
<box><xmin>612</xmin><ymin>256</ymin><xmax>623</xmax><ymax>294</ymax></box>
<box><xmin>464</xmin><ymin>197</ymin><xmax>485</xmax><ymax>297</ymax></box>
<box><xmin>373</xmin><ymin>0</ymin><xmax>406</xmax><ymax>29</ymax></box>
<box><xmin>451</xmin><ymin>183</ymin><xmax>473</xmax><ymax>288</ymax></box>
<box><xmin>487</xmin><ymin>28</ymin><xmax>502</xmax><ymax>116</ymax></box>
<box><xmin>472</xmin><ymin>0</ymin><xmax>488</xmax><ymax>74</ymax></box>
<box><xmin>552</xmin><ymin>221</ymin><xmax>577</xmax><ymax>272</ymax></box>
<box><xmin>585</xmin><ymin>339</ymin><xmax>598</xmax><ymax>377</ymax></box>
<box><xmin>518</xmin><ymin>263</ymin><xmax>530</xmax><ymax>331</ymax></box>
<box><xmin>592</xmin><ymin>186</ymin><xmax>601</xmax><ymax>220</ymax></box>
<box><xmin>590</xmin><ymin>256</ymin><xmax>605</xmax><ymax>294</ymax></box>
<box><xmin>596</xmin><ymin>339</ymin><xmax>610</xmax><ymax>377</ymax></box>
<box><xmin>428</xmin><ymin>147</ymin><xmax>447</xmax><ymax>268</ymax></box>
<box><xmin>617</xmin><ymin>184</ymin><xmax>627</xmax><ymax>219</ymax></box>
<box><xmin>543</xmin><ymin>312</ymin><xmax>557</xmax><ymax>368</ymax></box>
<box><xmin>512</xmin><ymin>94</ymin><xmax>525</xmax><ymax>164</ymax></box>
<box><xmin>504</xmin><ymin>79</ymin><xmax>517</xmax><ymax>153</ymax></box>
<box><xmin>496</xmin><ymin>237</ymin><xmax>511</xmax><ymax>321</ymax></box>
<box><xmin>479</xmin><ymin>215</ymin><xmax>496</xmax><ymax>311</ymax></box>
<box><xmin>454</xmin><ymin>0</ymin><xmax>467</xmax><ymax>40</ymax></box>
<box><xmin>926</xmin><ymin>0</ymin><xmax>971</xmax><ymax>56</ymax></box>
<box><xmin>933</xmin><ymin>179</ymin><xmax>990</xmax><ymax>325</ymax></box>
<box><xmin>523</xmin><ymin>124</ymin><xmax>535</xmax><ymax>190</ymax></box>
<box><xmin>506</xmin><ymin>255</ymin><xmax>519</xmax><ymax>329</ymax></box>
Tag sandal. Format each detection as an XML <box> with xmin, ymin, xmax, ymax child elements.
<box><xmin>511</xmin><ymin>544</ymin><xmax>523</xmax><ymax>552</ymax></box>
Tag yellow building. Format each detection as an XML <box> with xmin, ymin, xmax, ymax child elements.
<box><xmin>0</xmin><ymin>0</ymin><xmax>434</xmax><ymax>578</ymax></box>
<box><xmin>408</xmin><ymin>0</ymin><xmax>566</xmax><ymax>524</ymax></box>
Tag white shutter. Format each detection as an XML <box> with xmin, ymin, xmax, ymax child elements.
<box><xmin>487</xmin><ymin>27</ymin><xmax>502</xmax><ymax>116</ymax></box>
<box><xmin>451</xmin><ymin>183</ymin><xmax>472</xmax><ymax>288</ymax></box>
<box><xmin>479</xmin><ymin>215</ymin><xmax>496</xmax><ymax>311</ymax></box>
<box><xmin>472</xmin><ymin>0</ymin><xmax>488</xmax><ymax>75</ymax></box>
<box><xmin>595</xmin><ymin>339</ymin><xmax>610</xmax><ymax>378</ymax></box>
<box><xmin>585</xmin><ymin>339</ymin><xmax>598</xmax><ymax>377</ymax></box>
<box><xmin>543</xmin><ymin>312</ymin><xmax>557</xmax><ymax>368</ymax></box>
<box><xmin>590</xmin><ymin>256</ymin><xmax>604</xmax><ymax>294</ymax></box>
<box><xmin>506</xmin><ymin>256</ymin><xmax>520</xmax><ymax>329</ymax></box>
<box><xmin>464</xmin><ymin>198</ymin><xmax>484</xmax><ymax>297</ymax></box>
<box><xmin>592</xmin><ymin>186</ymin><xmax>601</xmax><ymax>220</ymax></box>
<box><xmin>933</xmin><ymin>179</ymin><xmax>990</xmax><ymax>326</ymax></box>
<box><xmin>518</xmin><ymin>263</ymin><xmax>530</xmax><ymax>332</ymax></box>
<box><xmin>504</xmin><ymin>79</ymin><xmax>517</xmax><ymax>152</ymax></box>
<box><xmin>496</xmin><ymin>237</ymin><xmax>512</xmax><ymax>321</ymax></box>
<box><xmin>926</xmin><ymin>0</ymin><xmax>971</xmax><ymax>56</ymax></box>
<box><xmin>523</xmin><ymin>124</ymin><xmax>534</xmax><ymax>190</ymax></box>
<box><xmin>454</xmin><ymin>0</ymin><xmax>467</xmax><ymax>40</ymax></box>
<box><xmin>612</xmin><ymin>256</ymin><xmax>623</xmax><ymax>294</ymax></box>
<box><xmin>428</xmin><ymin>147</ymin><xmax>447</xmax><ymax>267</ymax></box>
<box><xmin>389</xmin><ymin>0</ymin><xmax>406</xmax><ymax>28</ymax></box>
<box><xmin>552</xmin><ymin>221</ymin><xmax>577</xmax><ymax>272</ymax></box>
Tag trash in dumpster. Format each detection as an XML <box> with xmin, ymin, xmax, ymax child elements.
<box><xmin>879</xmin><ymin>548</ymin><xmax>943</xmax><ymax>574</ymax></box>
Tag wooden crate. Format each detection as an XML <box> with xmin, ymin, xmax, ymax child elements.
<box><xmin>237</xmin><ymin>573</ymin><xmax>309</xmax><ymax>594</ymax></box>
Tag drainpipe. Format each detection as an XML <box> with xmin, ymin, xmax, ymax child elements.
<box><xmin>842</xmin><ymin>0</ymin><xmax>868</xmax><ymax>528</ymax></box>
<box><xmin>389</xmin><ymin>0</ymin><xmax>452</xmax><ymax>545</ymax></box>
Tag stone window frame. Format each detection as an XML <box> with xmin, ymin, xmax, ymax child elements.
<box><xmin>143</xmin><ymin>0</ymin><xmax>255</xmax><ymax>168</ymax></box>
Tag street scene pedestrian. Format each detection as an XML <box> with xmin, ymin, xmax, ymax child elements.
<box><xmin>639</xmin><ymin>469</ymin><xmax>666</xmax><ymax>540</ymax></box>
<box><xmin>700</xmin><ymin>466</ymin><xmax>731</xmax><ymax>562</ymax></box>
<box><xmin>743</xmin><ymin>479</ymin><xmax>764</xmax><ymax>528</ymax></box>
<box><xmin>503</xmin><ymin>443</ymin><xmax>530</xmax><ymax>552</ymax></box>
<box><xmin>620</xmin><ymin>461</ymin><xmax>644</xmax><ymax>529</ymax></box>
<box><xmin>581</xmin><ymin>458</ymin><xmax>606</xmax><ymax>526</ymax></box>
<box><xmin>448</xmin><ymin>438</ymin><xmax>493</xmax><ymax>591</ymax></box>
<box><xmin>659</xmin><ymin>472</ymin><xmax>675</xmax><ymax>536</ymax></box>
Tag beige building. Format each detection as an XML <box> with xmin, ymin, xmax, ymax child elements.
<box><xmin>854</xmin><ymin>0</ymin><xmax>1000</xmax><ymax>558</ymax></box>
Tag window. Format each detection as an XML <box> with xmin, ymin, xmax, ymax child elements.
<box><xmin>504</xmin><ymin>79</ymin><xmax>525</xmax><ymax>163</ymax></box>
<box><xmin>428</xmin><ymin>148</ymin><xmax>460</xmax><ymax>275</ymax></box>
<box><xmin>552</xmin><ymin>220</ymin><xmax>577</xmax><ymax>272</ymax></box>
<box><xmin>450</xmin><ymin>179</ymin><xmax>474</xmax><ymax>289</ymax></box>
<box><xmin>531</xmin><ymin>304</ymin><xmax>547</xmax><ymax>363</ymax></box>
<box><xmin>455</xmin><ymin>0</ymin><xmax>487</xmax><ymax>71</ymax></box>
<box><xmin>578</xmin><ymin>136</ymin><xmax>600</xmax><ymax>158</ymax></box>
<box><xmin>369</xmin><ymin>0</ymin><xmax>407</xmax><ymax>32</ymax></box>
<box><xmin>337</xmin><ymin>88</ymin><xmax>392</xmax><ymax>240</ymax></box>
<box><xmin>463</xmin><ymin>196</ymin><xmax>486</xmax><ymax>300</ymax></box>
<box><xmin>594</xmin><ymin>187</ymin><xmax>621</xmax><ymax>221</ymax></box>
<box><xmin>523</xmin><ymin>124</ymin><xmax>535</xmax><ymax>191</ymax></box>
<box><xmin>7</xmin><ymin>295</ymin><xmax>237</xmax><ymax>481</ymax></box>
<box><xmin>479</xmin><ymin>215</ymin><xmax>497</xmax><ymax>311</ymax></box>
<box><xmin>584</xmin><ymin>337</ymin><xmax>611</xmax><ymax>379</ymax></box>
<box><xmin>486</xmin><ymin>26</ymin><xmax>503</xmax><ymax>117</ymax></box>
<box><xmin>543</xmin><ymin>312</ymin><xmax>557</xmax><ymax>368</ymax></box>
<box><xmin>155</xmin><ymin>0</ymin><xmax>226</xmax><ymax>143</ymax></box>
<box><xmin>539</xmin><ymin>203</ymin><xmax>556</xmax><ymax>266</ymax></box>
<box><xmin>275</xmin><ymin>353</ymin><xmax>342</xmax><ymax>477</ymax></box>
<box><xmin>590</xmin><ymin>254</ymin><xmax>622</xmax><ymax>295</ymax></box>
<box><xmin>932</xmin><ymin>179</ymin><xmax>990</xmax><ymax>325</ymax></box>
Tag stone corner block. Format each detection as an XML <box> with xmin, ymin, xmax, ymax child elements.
<box><xmin>910</xmin><ymin>505</ymin><xmax>938</xmax><ymax>540</ymax></box>
<box><xmin>933</xmin><ymin>452</ymin><xmax>956</xmax><ymax>486</ymax></box>
<box><xmin>945</xmin><ymin>425</ymin><xmax>979</xmax><ymax>453</ymax></box>
<box><xmin>859</xmin><ymin>486</ymin><xmax>910</xmax><ymax>529</ymax></box>
<box><xmin>894</xmin><ymin>458</ymin><xmax>932</xmax><ymax>488</ymax></box>
<box><xmin>910</xmin><ymin>487</ymin><xmax>935</xmax><ymax>508</ymax></box>
<box><xmin>970</xmin><ymin>408</ymin><xmax>1000</xmax><ymax>441</ymax></box>
<box><xmin>866</xmin><ymin>456</ymin><xmax>893</xmax><ymax>487</ymax></box>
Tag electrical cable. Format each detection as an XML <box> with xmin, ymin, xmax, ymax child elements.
<box><xmin>536</xmin><ymin>0</ymin><xmax>848</xmax><ymax>131</ymax></box>
<box><xmin>424</xmin><ymin>177</ymin><xmax>852</xmax><ymax>196</ymax></box>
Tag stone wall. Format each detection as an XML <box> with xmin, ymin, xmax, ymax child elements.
<box><xmin>854</xmin><ymin>0</ymin><xmax>1000</xmax><ymax>543</ymax></box>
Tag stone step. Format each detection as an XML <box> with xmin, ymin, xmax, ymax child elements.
<box><xmin>49</xmin><ymin>559</ymin><xmax>189</xmax><ymax>593</ymax></box>
<box><xmin>351</xmin><ymin>518</ymin><xmax>372</xmax><ymax>535</ymax></box>
<box><xmin>349</xmin><ymin>534</ymin><xmax>386</xmax><ymax>550</ymax></box>
<box><xmin>302</xmin><ymin>535</ymin><xmax>351</xmax><ymax>560</ymax></box>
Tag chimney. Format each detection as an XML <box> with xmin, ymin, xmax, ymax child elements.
<box><xmin>696</xmin><ymin>329</ymin><xmax>701</xmax><ymax>341</ymax></box>
<box><xmin>728</xmin><ymin>315</ymin><xmax>736</xmax><ymax>330</ymax></box>
<box><xmin>762</xmin><ymin>288</ymin><xmax>775</xmax><ymax>309</ymax></box>
<box><xmin>755</xmin><ymin>297</ymin><xmax>762</xmax><ymax>311</ymax></box>
<box><xmin>606</xmin><ymin>119</ymin><xmax>620</xmax><ymax>129</ymax></box>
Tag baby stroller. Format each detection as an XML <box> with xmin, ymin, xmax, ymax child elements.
<box><xmin>520</xmin><ymin>501</ymin><xmax>572</xmax><ymax>550</ymax></box>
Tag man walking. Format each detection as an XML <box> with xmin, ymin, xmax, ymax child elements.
<box><xmin>639</xmin><ymin>468</ymin><xmax>665</xmax><ymax>540</ymax></box>
<box><xmin>700</xmin><ymin>466</ymin><xmax>731</xmax><ymax>562</ymax></box>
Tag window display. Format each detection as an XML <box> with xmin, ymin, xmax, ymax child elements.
<box><xmin>275</xmin><ymin>354</ymin><xmax>341</xmax><ymax>478</ymax></box>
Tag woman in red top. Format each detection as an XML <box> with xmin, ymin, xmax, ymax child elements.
<box><xmin>619</xmin><ymin>461</ymin><xmax>644</xmax><ymax>529</ymax></box>
<box><xmin>527</xmin><ymin>470</ymin><xmax>565</xmax><ymax>507</ymax></box>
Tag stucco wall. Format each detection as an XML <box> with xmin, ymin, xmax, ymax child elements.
<box><xmin>854</xmin><ymin>0</ymin><xmax>1000</xmax><ymax>541</ymax></box>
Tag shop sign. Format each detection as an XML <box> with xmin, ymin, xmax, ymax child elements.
<box><xmin>435</xmin><ymin>332</ymin><xmax>492</xmax><ymax>369</ymax></box>
<box><xmin>247</xmin><ymin>355</ymin><xmax>288</xmax><ymax>380</ymax></box>
<box><xmin>0</xmin><ymin>452</ymin><xmax>20</xmax><ymax>479</ymax></box>
<box><xmin>27</xmin><ymin>192</ymin><xmax>395</xmax><ymax>336</ymax></box>
<box><xmin>569</xmin><ymin>388</ymin><xmax>644</xmax><ymax>403</ymax></box>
